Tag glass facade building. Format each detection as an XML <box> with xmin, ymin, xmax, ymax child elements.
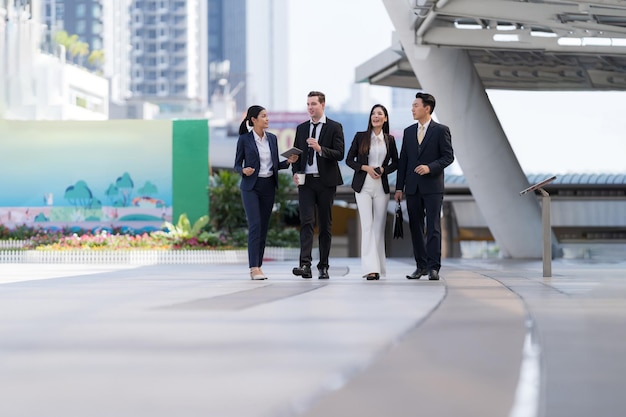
<box><xmin>129</xmin><ymin>0</ymin><xmax>208</xmax><ymax>112</ymax></box>
<box><xmin>42</xmin><ymin>0</ymin><xmax>104</xmax><ymax>53</ymax></box>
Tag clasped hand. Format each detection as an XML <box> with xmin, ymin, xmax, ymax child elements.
<box><xmin>414</xmin><ymin>164</ymin><xmax>430</xmax><ymax>175</ymax></box>
<box><xmin>367</xmin><ymin>166</ymin><xmax>382</xmax><ymax>179</ymax></box>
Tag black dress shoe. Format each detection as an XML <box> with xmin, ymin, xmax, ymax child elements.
<box><xmin>318</xmin><ymin>267</ymin><xmax>330</xmax><ymax>279</ymax></box>
<box><xmin>365</xmin><ymin>273</ymin><xmax>380</xmax><ymax>280</ymax></box>
<box><xmin>406</xmin><ymin>268</ymin><xmax>429</xmax><ymax>279</ymax></box>
<box><xmin>428</xmin><ymin>270</ymin><xmax>440</xmax><ymax>281</ymax></box>
<box><xmin>292</xmin><ymin>265</ymin><xmax>312</xmax><ymax>278</ymax></box>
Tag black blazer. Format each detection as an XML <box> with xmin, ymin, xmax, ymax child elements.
<box><xmin>234</xmin><ymin>131</ymin><xmax>289</xmax><ymax>191</ymax></box>
<box><xmin>396</xmin><ymin>120</ymin><xmax>454</xmax><ymax>195</ymax></box>
<box><xmin>291</xmin><ymin>117</ymin><xmax>344</xmax><ymax>187</ymax></box>
<box><xmin>346</xmin><ymin>131</ymin><xmax>398</xmax><ymax>194</ymax></box>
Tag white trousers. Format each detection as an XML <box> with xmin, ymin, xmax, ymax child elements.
<box><xmin>354</xmin><ymin>175</ymin><xmax>389</xmax><ymax>276</ymax></box>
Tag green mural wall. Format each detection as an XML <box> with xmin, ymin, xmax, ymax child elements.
<box><xmin>172</xmin><ymin>120</ymin><xmax>210</xmax><ymax>225</ymax></box>
<box><xmin>0</xmin><ymin>119</ymin><xmax>209</xmax><ymax>231</ymax></box>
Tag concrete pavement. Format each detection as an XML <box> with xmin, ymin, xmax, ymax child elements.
<box><xmin>0</xmin><ymin>257</ymin><xmax>624</xmax><ymax>417</ymax></box>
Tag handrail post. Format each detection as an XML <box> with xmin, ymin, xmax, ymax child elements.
<box><xmin>519</xmin><ymin>176</ymin><xmax>556</xmax><ymax>278</ymax></box>
<box><xmin>538</xmin><ymin>188</ymin><xmax>552</xmax><ymax>277</ymax></box>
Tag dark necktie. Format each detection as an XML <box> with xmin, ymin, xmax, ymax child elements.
<box><xmin>307</xmin><ymin>122</ymin><xmax>320</xmax><ymax>166</ymax></box>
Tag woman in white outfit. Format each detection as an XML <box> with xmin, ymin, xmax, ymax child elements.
<box><xmin>346</xmin><ymin>104</ymin><xmax>399</xmax><ymax>280</ymax></box>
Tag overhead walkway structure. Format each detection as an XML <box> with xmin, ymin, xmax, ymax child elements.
<box><xmin>357</xmin><ymin>0</ymin><xmax>626</xmax><ymax>258</ymax></box>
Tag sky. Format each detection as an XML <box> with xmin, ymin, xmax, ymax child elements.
<box><xmin>286</xmin><ymin>0</ymin><xmax>626</xmax><ymax>174</ymax></box>
<box><xmin>287</xmin><ymin>0</ymin><xmax>394</xmax><ymax>111</ymax></box>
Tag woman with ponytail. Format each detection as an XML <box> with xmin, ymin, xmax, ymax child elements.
<box><xmin>234</xmin><ymin>105</ymin><xmax>299</xmax><ymax>280</ymax></box>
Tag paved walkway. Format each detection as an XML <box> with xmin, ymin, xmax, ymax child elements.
<box><xmin>0</xmin><ymin>257</ymin><xmax>624</xmax><ymax>417</ymax></box>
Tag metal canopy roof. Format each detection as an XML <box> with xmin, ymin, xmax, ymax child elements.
<box><xmin>357</xmin><ymin>0</ymin><xmax>626</xmax><ymax>90</ymax></box>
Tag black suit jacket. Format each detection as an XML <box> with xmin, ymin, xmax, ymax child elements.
<box><xmin>396</xmin><ymin>120</ymin><xmax>454</xmax><ymax>195</ymax></box>
<box><xmin>234</xmin><ymin>131</ymin><xmax>289</xmax><ymax>191</ymax></box>
<box><xmin>291</xmin><ymin>117</ymin><xmax>344</xmax><ymax>187</ymax></box>
<box><xmin>346</xmin><ymin>131</ymin><xmax>398</xmax><ymax>194</ymax></box>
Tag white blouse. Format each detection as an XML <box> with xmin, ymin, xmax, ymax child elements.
<box><xmin>369</xmin><ymin>131</ymin><xmax>386</xmax><ymax>167</ymax></box>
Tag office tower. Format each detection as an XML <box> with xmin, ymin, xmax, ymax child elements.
<box><xmin>43</xmin><ymin>0</ymin><xmax>105</xmax><ymax>57</ymax></box>
<box><xmin>1</xmin><ymin>0</ymin><xmax>44</xmax><ymax>115</ymax></box>
<box><xmin>41</xmin><ymin>0</ymin><xmax>61</xmax><ymax>48</ymax></box>
<box><xmin>208</xmin><ymin>0</ymin><xmax>244</xmax><ymax>112</ymax></box>
<box><xmin>2</xmin><ymin>0</ymin><xmax>108</xmax><ymax>120</ymax></box>
<box><xmin>207</xmin><ymin>0</ymin><xmax>288</xmax><ymax>113</ymax></box>
<box><xmin>103</xmin><ymin>0</ymin><xmax>131</xmax><ymax>103</ymax></box>
<box><xmin>247</xmin><ymin>0</ymin><xmax>287</xmax><ymax>111</ymax></box>
<box><xmin>41</xmin><ymin>0</ymin><xmax>131</xmax><ymax>104</ymax></box>
<box><xmin>130</xmin><ymin>0</ymin><xmax>208</xmax><ymax>115</ymax></box>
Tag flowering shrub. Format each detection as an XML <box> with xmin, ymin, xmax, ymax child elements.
<box><xmin>170</xmin><ymin>231</ymin><xmax>239</xmax><ymax>250</ymax></box>
<box><xmin>0</xmin><ymin>224</ymin><xmax>45</xmax><ymax>240</ymax></box>
<box><xmin>28</xmin><ymin>231</ymin><xmax>170</xmax><ymax>251</ymax></box>
<box><xmin>21</xmin><ymin>228</ymin><xmax>241</xmax><ymax>251</ymax></box>
<box><xmin>1</xmin><ymin>224</ymin><xmax>298</xmax><ymax>251</ymax></box>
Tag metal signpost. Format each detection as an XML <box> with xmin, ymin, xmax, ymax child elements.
<box><xmin>520</xmin><ymin>176</ymin><xmax>557</xmax><ymax>277</ymax></box>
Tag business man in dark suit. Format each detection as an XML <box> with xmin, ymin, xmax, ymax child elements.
<box><xmin>291</xmin><ymin>91</ymin><xmax>344</xmax><ymax>279</ymax></box>
<box><xmin>395</xmin><ymin>92</ymin><xmax>454</xmax><ymax>281</ymax></box>
<box><xmin>235</xmin><ymin>105</ymin><xmax>298</xmax><ymax>280</ymax></box>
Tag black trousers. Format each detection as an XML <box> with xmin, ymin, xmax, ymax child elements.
<box><xmin>297</xmin><ymin>175</ymin><xmax>336</xmax><ymax>269</ymax></box>
<box><xmin>242</xmin><ymin>177</ymin><xmax>275</xmax><ymax>268</ymax></box>
<box><xmin>406</xmin><ymin>192</ymin><xmax>443</xmax><ymax>271</ymax></box>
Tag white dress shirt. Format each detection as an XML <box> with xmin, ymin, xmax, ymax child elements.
<box><xmin>253</xmin><ymin>130</ymin><xmax>273</xmax><ymax>178</ymax></box>
<box><xmin>305</xmin><ymin>115</ymin><xmax>327</xmax><ymax>174</ymax></box>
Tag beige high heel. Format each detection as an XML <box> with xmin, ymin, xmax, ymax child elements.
<box><xmin>250</xmin><ymin>267</ymin><xmax>267</xmax><ymax>280</ymax></box>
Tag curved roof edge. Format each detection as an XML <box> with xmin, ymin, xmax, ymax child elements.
<box><xmin>446</xmin><ymin>172</ymin><xmax>626</xmax><ymax>185</ymax></box>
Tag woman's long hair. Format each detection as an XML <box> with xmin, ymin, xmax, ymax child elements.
<box><xmin>239</xmin><ymin>105</ymin><xmax>266</xmax><ymax>135</ymax></box>
<box><xmin>359</xmin><ymin>104</ymin><xmax>390</xmax><ymax>155</ymax></box>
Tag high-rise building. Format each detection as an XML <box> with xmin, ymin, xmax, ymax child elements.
<box><xmin>41</xmin><ymin>0</ymin><xmax>62</xmax><ymax>47</ymax></box>
<box><xmin>2</xmin><ymin>0</ymin><xmax>109</xmax><ymax>120</ymax></box>
<box><xmin>37</xmin><ymin>0</ymin><xmax>289</xmax><ymax>119</ymax></box>
<box><xmin>41</xmin><ymin>0</ymin><xmax>131</xmax><ymax>104</ymax></box>
<box><xmin>0</xmin><ymin>0</ymin><xmax>43</xmax><ymax>116</ymax></box>
<box><xmin>129</xmin><ymin>0</ymin><xmax>208</xmax><ymax>116</ymax></box>
<box><xmin>208</xmin><ymin>0</ymin><xmax>245</xmax><ymax>112</ymax></box>
<box><xmin>103</xmin><ymin>0</ymin><xmax>131</xmax><ymax>103</ymax></box>
<box><xmin>42</xmin><ymin>0</ymin><xmax>104</xmax><ymax>55</ymax></box>
<box><xmin>207</xmin><ymin>0</ymin><xmax>288</xmax><ymax>113</ymax></box>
